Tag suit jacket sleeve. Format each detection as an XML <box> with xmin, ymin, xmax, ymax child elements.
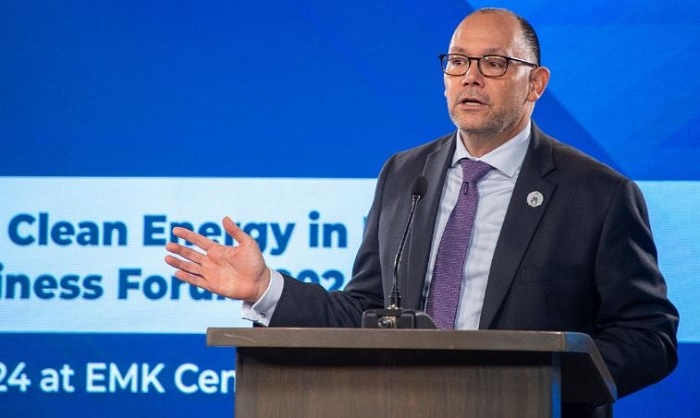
<box><xmin>590</xmin><ymin>179</ymin><xmax>678</xmax><ymax>397</ymax></box>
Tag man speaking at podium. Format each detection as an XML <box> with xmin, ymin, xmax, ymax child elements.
<box><xmin>165</xmin><ymin>7</ymin><xmax>678</xmax><ymax>417</ymax></box>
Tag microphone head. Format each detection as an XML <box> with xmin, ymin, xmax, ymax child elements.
<box><xmin>411</xmin><ymin>176</ymin><xmax>428</xmax><ymax>199</ymax></box>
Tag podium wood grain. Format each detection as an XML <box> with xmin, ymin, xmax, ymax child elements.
<box><xmin>208</xmin><ymin>328</ymin><xmax>615</xmax><ymax>418</ymax></box>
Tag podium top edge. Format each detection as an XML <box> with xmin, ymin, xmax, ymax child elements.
<box><xmin>206</xmin><ymin>328</ymin><xmax>595</xmax><ymax>354</ymax></box>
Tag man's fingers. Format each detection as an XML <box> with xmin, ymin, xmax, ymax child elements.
<box><xmin>165</xmin><ymin>251</ymin><xmax>220</xmax><ymax>293</ymax></box>
<box><xmin>222</xmin><ymin>216</ymin><xmax>250</xmax><ymax>245</ymax></box>
<box><xmin>165</xmin><ymin>242</ymin><xmax>205</xmax><ymax>264</ymax></box>
<box><xmin>164</xmin><ymin>254</ymin><xmax>203</xmax><ymax>277</ymax></box>
<box><xmin>172</xmin><ymin>269</ymin><xmax>209</xmax><ymax>291</ymax></box>
<box><xmin>172</xmin><ymin>226</ymin><xmax>214</xmax><ymax>251</ymax></box>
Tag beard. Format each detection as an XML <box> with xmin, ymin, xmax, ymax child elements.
<box><xmin>448</xmin><ymin>103</ymin><xmax>524</xmax><ymax>138</ymax></box>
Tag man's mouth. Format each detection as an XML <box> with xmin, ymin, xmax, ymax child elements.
<box><xmin>459</xmin><ymin>96</ymin><xmax>487</xmax><ymax>106</ymax></box>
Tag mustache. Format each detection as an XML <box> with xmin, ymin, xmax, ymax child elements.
<box><xmin>454</xmin><ymin>92</ymin><xmax>490</xmax><ymax>105</ymax></box>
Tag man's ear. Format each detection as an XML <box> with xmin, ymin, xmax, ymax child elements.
<box><xmin>527</xmin><ymin>66</ymin><xmax>550</xmax><ymax>102</ymax></box>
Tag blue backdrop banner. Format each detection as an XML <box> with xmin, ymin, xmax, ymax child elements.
<box><xmin>2</xmin><ymin>1</ymin><xmax>698</xmax><ymax>417</ymax></box>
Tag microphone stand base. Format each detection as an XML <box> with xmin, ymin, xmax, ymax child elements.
<box><xmin>361</xmin><ymin>308</ymin><xmax>437</xmax><ymax>329</ymax></box>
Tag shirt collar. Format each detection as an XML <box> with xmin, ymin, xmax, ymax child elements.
<box><xmin>453</xmin><ymin>120</ymin><xmax>531</xmax><ymax>178</ymax></box>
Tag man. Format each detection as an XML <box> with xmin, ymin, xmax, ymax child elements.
<box><xmin>165</xmin><ymin>8</ymin><xmax>678</xmax><ymax>416</ymax></box>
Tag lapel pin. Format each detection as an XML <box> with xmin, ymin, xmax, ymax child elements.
<box><xmin>527</xmin><ymin>191</ymin><xmax>544</xmax><ymax>208</ymax></box>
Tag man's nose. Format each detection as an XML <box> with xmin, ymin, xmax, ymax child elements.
<box><xmin>461</xmin><ymin>63</ymin><xmax>483</xmax><ymax>85</ymax></box>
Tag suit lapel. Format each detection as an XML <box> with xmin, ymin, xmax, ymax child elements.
<box><xmin>479</xmin><ymin>125</ymin><xmax>557</xmax><ymax>329</ymax></box>
<box><xmin>403</xmin><ymin>134</ymin><xmax>455</xmax><ymax>310</ymax></box>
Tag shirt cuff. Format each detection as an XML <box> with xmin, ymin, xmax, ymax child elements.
<box><xmin>241</xmin><ymin>268</ymin><xmax>284</xmax><ymax>327</ymax></box>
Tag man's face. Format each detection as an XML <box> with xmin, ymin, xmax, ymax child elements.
<box><xmin>444</xmin><ymin>13</ymin><xmax>537</xmax><ymax>142</ymax></box>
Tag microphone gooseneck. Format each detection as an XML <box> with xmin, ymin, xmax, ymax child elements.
<box><xmin>361</xmin><ymin>176</ymin><xmax>435</xmax><ymax>329</ymax></box>
<box><xmin>389</xmin><ymin>176</ymin><xmax>428</xmax><ymax>309</ymax></box>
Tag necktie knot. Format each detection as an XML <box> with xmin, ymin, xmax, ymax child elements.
<box><xmin>460</xmin><ymin>159</ymin><xmax>493</xmax><ymax>184</ymax></box>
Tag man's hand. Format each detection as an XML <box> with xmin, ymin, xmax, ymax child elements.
<box><xmin>164</xmin><ymin>216</ymin><xmax>270</xmax><ymax>303</ymax></box>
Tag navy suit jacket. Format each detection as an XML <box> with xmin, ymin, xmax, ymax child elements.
<box><xmin>269</xmin><ymin>123</ymin><xmax>678</xmax><ymax>400</ymax></box>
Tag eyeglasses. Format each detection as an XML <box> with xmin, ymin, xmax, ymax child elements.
<box><xmin>439</xmin><ymin>53</ymin><xmax>538</xmax><ymax>78</ymax></box>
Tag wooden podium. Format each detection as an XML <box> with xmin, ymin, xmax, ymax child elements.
<box><xmin>207</xmin><ymin>328</ymin><xmax>616</xmax><ymax>418</ymax></box>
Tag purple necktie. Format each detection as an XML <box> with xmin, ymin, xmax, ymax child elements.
<box><xmin>425</xmin><ymin>158</ymin><xmax>493</xmax><ymax>329</ymax></box>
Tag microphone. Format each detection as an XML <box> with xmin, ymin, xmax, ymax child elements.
<box><xmin>361</xmin><ymin>176</ymin><xmax>436</xmax><ymax>329</ymax></box>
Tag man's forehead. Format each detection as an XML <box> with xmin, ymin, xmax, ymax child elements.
<box><xmin>449</xmin><ymin>14</ymin><xmax>521</xmax><ymax>54</ymax></box>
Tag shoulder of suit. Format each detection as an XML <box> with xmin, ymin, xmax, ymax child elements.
<box><xmin>543</xmin><ymin>133</ymin><xmax>630</xmax><ymax>186</ymax></box>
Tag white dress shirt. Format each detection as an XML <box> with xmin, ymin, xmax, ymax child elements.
<box><xmin>244</xmin><ymin>122</ymin><xmax>531</xmax><ymax>327</ymax></box>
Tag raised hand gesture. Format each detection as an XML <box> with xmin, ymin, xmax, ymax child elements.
<box><xmin>164</xmin><ymin>216</ymin><xmax>270</xmax><ymax>302</ymax></box>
